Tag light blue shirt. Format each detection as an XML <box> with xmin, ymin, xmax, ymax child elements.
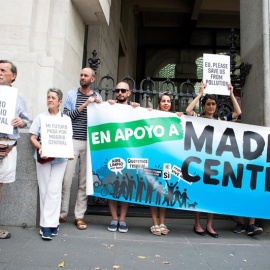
<box><xmin>0</xmin><ymin>92</ymin><xmax>30</xmax><ymax>139</ymax></box>
<box><xmin>29</xmin><ymin>110</ymin><xmax>68</xmax><ymax>164</ymax></box>
<box><xmin>64</xmin><ymin>88</ymin><xmax>102</xmax><ymax>111</ymax></box>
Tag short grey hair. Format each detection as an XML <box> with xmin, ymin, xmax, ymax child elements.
<box><xmin>91</xmin><ymin>69</ymin><xmax>95</xmax><ymax>77</ymax></box>
<box><xmin>0</xmin><ymin>60</ymin><xmax>17</xmax><ymax>82</ymax></box>
<box><xmin>47</xmin><ymin>88</ymin><xmax>63</xmax><ymax>101</ymax></box>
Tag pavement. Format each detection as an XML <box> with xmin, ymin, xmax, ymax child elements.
<box><xmin>0</xmin><ymin>215</ymin><xmax>270</xmax><ymax>270</ymax></box>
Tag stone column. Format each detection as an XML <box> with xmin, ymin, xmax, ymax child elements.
<box><xmin>240</xmin><ymin>0</ymin><xmax>270</xmax><ymax>126</ymax></box>
<box><xmin>240</xmin><ymin>0</ymin><xmax>270</xmax><ymax>231</ymax></box>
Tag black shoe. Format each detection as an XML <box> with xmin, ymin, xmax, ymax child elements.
<box><xmin>193</xmin><ymin>226</ymin><xmax>205</xmax><ymax>236</ymax></box>
<box><xmin>247</xmin><ymin>224</ymin><xmax>263</xmax><ymax>236</ymax></box>
<box><xmin>118</xmin><ymin>220</ymin><xmax>128</xmax><ymax>233</ymax></box>
<box><xmin>206</xmin><ymin>228</ymin><xmax>218</xmax><ymax>238</ymax></box>
<box><xmin>107</xmin><ymin>220</ymin><xmax>118</xmax><ymax>232</ymax></box>
<box><xmin>51</xmin><ymin>225</ymin><xmax>59</xmax><ymax>236</ymax></box>
<box><xmin>233</xmin><ymin>223</ymin><xmax>246</xmax><ymax>233</ymax></box>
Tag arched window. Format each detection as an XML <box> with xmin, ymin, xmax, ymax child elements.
<box><xmin>156</xmin><ymin>63</ymin><xmax>176</xmax><ymax>91</ymax></box>
<box><xmin>158</xmin><ymin>63</ymin><xmax>176</xmax><ymax>78</ymax></box>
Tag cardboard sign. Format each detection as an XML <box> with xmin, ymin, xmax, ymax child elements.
<box><xmin>203</xmin><ymin>54</ymin><xmax>230</xmax><ymax>95</ymax></box>
<box><xmin>41</xmin><ymin>115</ymin><xmax>73</xmax><ymax>158</ymax></box>
<box><xmin>0</xmin><ymin>86</ymin><xmax>18</xmax><ymax>134</ymax></box>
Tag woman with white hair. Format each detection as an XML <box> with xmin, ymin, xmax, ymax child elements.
<box><xmin>29</xmin><ymin>88</ymin><xmax>72</xmax><ymax>240</ymax></box>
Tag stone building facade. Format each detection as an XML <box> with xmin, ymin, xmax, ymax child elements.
<box><xmin>0</xmin><ymin>0</ymin><xmax>269</xmax><ymax>228</ymax></box>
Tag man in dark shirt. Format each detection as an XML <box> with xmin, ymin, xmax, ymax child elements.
<box><xmin>107</xmin><ymin>82</ymin><xmax>139</xmax><ymax>233</ymax></box>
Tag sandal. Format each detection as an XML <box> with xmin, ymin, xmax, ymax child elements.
<box><xmin>75</xmin><ymin>218</ymin><xmax>87</xmax><ymax>230</ymax></box>
<box><xmin>59</xmin><ymin>216</ymin><xmax>67</xmax><ymax>223</ymax></box>
<box><xmin>160</xmin><ymin>224</ymin><xmax>169</xmax><ymax>235</ymax></box>
<box><xmin>0</xmin><ymin>229</ymin><xmax>11</xmax><ymax>239</ymax></box>
<box><xmin>150</xmin><ymin>225</ymin><xmax>161</xmax><ymax>236</ymax></box>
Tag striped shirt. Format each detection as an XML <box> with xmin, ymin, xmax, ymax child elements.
<box><xmin>63</xmin><ymin>91</ymin><xmax>96</xmax><ymax>140</ymax></box>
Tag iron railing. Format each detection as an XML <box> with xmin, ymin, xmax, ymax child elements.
<box><xmin>95</xmin><ymin>74</ymin><xmax>197</xmax><ymax>113</ymax></box>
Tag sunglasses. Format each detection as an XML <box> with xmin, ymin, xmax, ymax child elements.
<box><xmin>158</xmin><ymin>91</ymin><xmax>171</xmax><ymax>98</ymax></box>
<box><xmin>115</xmin><ymin>88</ymin><xmax>128</xmax><ymax>93</ymax></box>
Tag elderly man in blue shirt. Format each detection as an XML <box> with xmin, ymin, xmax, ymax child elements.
<box><xmin>0</xmin><ymin>60</ymin><xmax>29</xmax><ymax>239</ymax></box>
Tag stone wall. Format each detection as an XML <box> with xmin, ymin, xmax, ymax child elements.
<box><xmin>87</xmin><ymin>0</ymin><xmax>138</xmax><ymax>92</ymax></box>
<box><xmin>0</xmin><ymin>0</ymin><xmax>112</xmax><ymax>227</ymax></box>
<box><xmin>87</xmin><ymin>0</ymin><xmax>121</xmax><ymax>89</ymax></box>
<box><xmin>0</xmin><ymin>0</ymin><xmax>85</xmax><ymax>120</ymax></box>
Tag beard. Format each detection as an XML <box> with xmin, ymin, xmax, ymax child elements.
<box><xmin>80</xmin><ymin>80</ymin><xmax>91</xmax><ymax>88</ymax></box>
<box><xmin>116</xmin><ymin>96</ymin><xmax>128</xmax><ymax>104</ymax></box>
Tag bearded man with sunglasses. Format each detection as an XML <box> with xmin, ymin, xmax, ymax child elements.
<box><xmin>108</xmin><ymin>82</ymin><xmax>137</xmax><ymax>105</ymax></box>
<box><xmin>107</xmin><ymin>82</ymin><xmax>139</xmax><ymax>233</ymax></box>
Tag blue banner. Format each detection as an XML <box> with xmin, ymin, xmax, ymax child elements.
<box><xmin>86</xmin><ymin>102</ymin><xmax>270</xmax><ymax>219</ymax></box>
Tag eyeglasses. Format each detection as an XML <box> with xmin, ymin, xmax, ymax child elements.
<box><xmin>115</xmin><ymin>88</ymin><xmax>128</xmax><ymax>93</ymax></box>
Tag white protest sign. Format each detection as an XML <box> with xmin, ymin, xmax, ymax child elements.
<box><xmin>0</xmin><ymin>86</ymin><xmax>18</xmax><ymax>134</ymax></box>
<box><xmin>163</xmin><ymin>163</ymin><xmax>171</xmax><ymax>180</ymax></box>
<box><xmin>108</xmin><ymin>157</ymin><xmax>126</xmax><ymax>174</ymax></box>
<box><xmin>171</xmin><ymin>165</ymin><xmax>192</xmax><ymax>185</ymax></box>
<box><xmin>127</xmin><ymin>158</ymin><xmax>148</xmax><ymax>169</ymax></box>
<box><xmin>203</xmin><ymin>54</ymin><xmax>230</xmax><ymax>95</ymax></box>
<box><xmin>41</xmin><ymin>115</ymin><xmax>73</xmax><ymax>158</ymax></box>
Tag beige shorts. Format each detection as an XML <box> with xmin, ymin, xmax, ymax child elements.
<box><xmin>0</xmin><ymin>145</ymin><xmax>17</xmax><ymax>183</ymax></box>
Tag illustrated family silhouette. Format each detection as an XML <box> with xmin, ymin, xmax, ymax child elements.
<box><xmin>98</xmin><ymin>172</ymin><xmax>197</xmax><ymax>209</ymax></box>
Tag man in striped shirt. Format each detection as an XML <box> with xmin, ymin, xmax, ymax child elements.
<box><xmin>60</xmin><ymin>67</ymin><xmax>102</xmax><ymax>230</ymax></box>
